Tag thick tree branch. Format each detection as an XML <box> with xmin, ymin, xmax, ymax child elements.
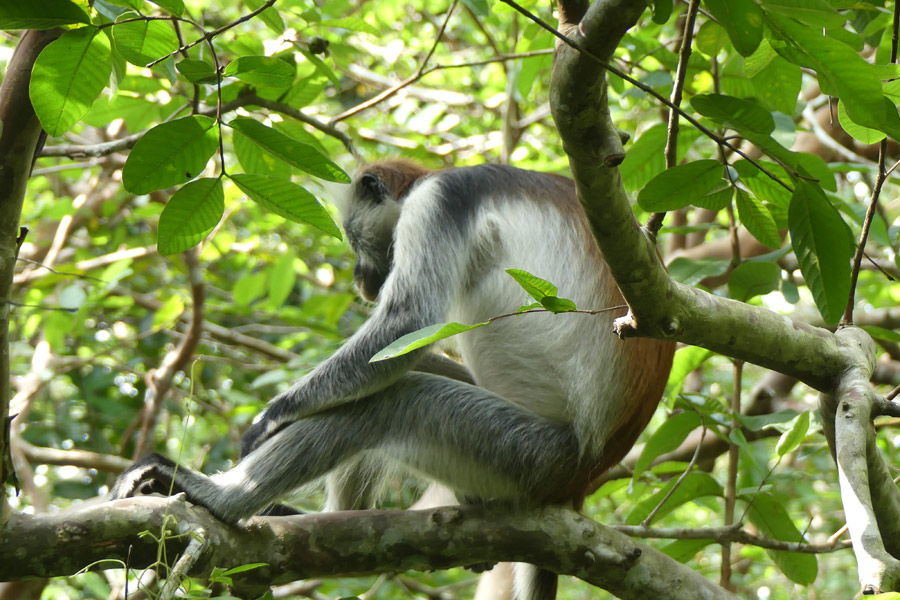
<box><xmin>0</xmin><ymin>499</ymin><xmax>738</xmax><ymax>600</ymax></box>
<box><xmin>0</xmin><ymin>29</ymin><xmax>63</xmax><ymax>525</ymax></box>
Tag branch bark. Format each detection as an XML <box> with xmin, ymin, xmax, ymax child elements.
<box><xmin>0</xmin><ymin>29</ymin><xmax>63</xmax><ymax>526</ymax></box>
<box><xmin>0</xmin><ymin>498</ymin><xmax>739</xmax><ymax>600</ymax></box>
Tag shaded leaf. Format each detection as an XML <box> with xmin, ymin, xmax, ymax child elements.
<box><xmin>0</xmin><ymin>0</ymin><xmax>89</xmax><ymax>29</ymax></box>
<box><xmin>123</xmin><ymin>115</ymin><xmax>219</xmax><ymax>195</ymax></box>
<box><xmin>230</xmin><ymin>174</ymin><xmax>341</xmax><ymax>238</ymax></box>
<box><xmin>634</xmin><ymin>412</ymin><xmax>702</xmax><ymax>480</ymax></box>
<box><xmin>692</xmin><ymin>93</ymin><xmax>775</xmax><ymax>134</ymax></box>
<box><xmin>746</xmin><ymin>492</ymin><xmax>818</xmax><ymax>584</ymax></box>
<box><xmin>704</xmin><ymin>0</ymin><xmax>764</xmax><ymax>56</ymax></box>
<box><xmin>229</xmin><ymin>118</ymin><xmax>349</xmax><ymax>183</ymax></box>
<box><xmin>735</xmin><ymin>188</ymin><xmax>780</xmax><ymax>248</ymax></box>
<box><xmin>224</xmin><ymin>56</ymin><xmax>295</xmax><ymax>88</ymax></box>
<box><xmin>637</xmin><ymin>160</ymin><xmax>724</xmax><ymax>211</ymax></box>
<box><xmin>728</xmin><ymin>261</ymin><xmax>781</xmax><ymax>301</ymax></box>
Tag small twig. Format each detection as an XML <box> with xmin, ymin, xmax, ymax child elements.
<box><xmin>642</xmin><ymin>424</ymin><xmax>707</xmax><ymax>527</ymax></box>
<box><xmin>616</xmin><ymin>524</ymin><xmax>851</xmax><ymax>554</ymax></box>
<box><xmin>647</xmin><ymin>0</ymin><xmax>701</xmax><ymax>235</ymax></box>
<box><xmin>720</xmin><ymin>359</ymin><xmax>743</xmax><ymax>590</ymax></box>
<box><xmin>14</xmin><ymin>257</ymin><xmax>106</xmax><ymax>283</ymax></box>
<box><xmin>332</xmin><ymin>0</ymin><xmax>458</xmax><ymax>123</ymax></box>
<box><xmin>159</xmin><ymin>529</ymin><xmax>207</xmax><ymax>600</ymax></box>
<box><xmin>841</xmin><ymin>1</ymin><xmax>899</xmax><ymax>326</ymax></box>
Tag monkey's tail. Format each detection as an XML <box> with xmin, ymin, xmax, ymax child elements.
<box><xmin>514</xmin><ymin>563</ymin><xmax>558</xmax><ymax>600</ymax></box>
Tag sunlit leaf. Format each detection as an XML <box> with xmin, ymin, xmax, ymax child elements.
<box><xmin>637</xmin><ymin>160</ymin><xmax>724</xmax><ymax>211</ymax></box>
<box><xmin>112</xmin><ymin>14</ymin><xmax>179</xmax><ymax>66</ymax></box>
<box><xmin>30</xmin><ymin>27</ymin><xmax>111</xmax><ymax>136</ymax></box>
<box><xmin>371</xmin><ymin>322</ymin><xmax>489</xmax><ymax>361</ymax></box>
<box><xmin>157</xmin><ymin>178</ymin><xmax>224</xmax><ymax>255</ymax></box>
<box><xmin>224</xmin><ymin>56</ymin><xmax>295</xmax><ymax>88</ymax></box>
<box><xmin>0</xmin><ymin>0</ymin><xmax>89</xmax><ymax>29</ymax></box>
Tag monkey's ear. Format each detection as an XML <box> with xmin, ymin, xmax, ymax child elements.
<box><xmin>359</xmin><ymin>173</ymin><xmax>385</xmax><ymax>203</ymax></box>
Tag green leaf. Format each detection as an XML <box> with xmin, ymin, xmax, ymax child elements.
<box><xmin>776</xmin><ymin>410</ymin><xmax>810</xmax><ymax>456</ymax></box>
<box><xmin>371</xmin><ymin>322</ymin><xmax>489</xmax><ymax>361</ymax></box>
<box><xmin>788</xmin><ymin>181</ymin><xmax>854</xmax><ymax>325</ymax></box>
<box><xmin>157</xmin><ymin>178</ymin><xmax>224</xmax><ymax>255</ymax></box>
<box><xmin>152</xmin><ymin>294</ymin><xmax>184</xmax><ymax>329</ymax></box>
<box><xmin>691</xmin><ymin>94</ymin><xmax>775</xmax><ymax>135</ymax></box>
<box><xmin>112</xmin><ymin>15</ymin><xmax>178</xmax><ymax>66</ymax></box>
<box><xmin>695</xmin><ymin>21</ymin><xmax>730</xmax><ymax>57</ymax></box>
<box><xmin>761</xmin><ymin>0</ymin><xmax>844</xmax><ymax>28</ymax></box>
<box><xmin>224</xmin><ymin>56</ymin><xmax>295</xmax><ymax>88</ymax></box>
<box><xmin>150</xmin><ymin>0</ymin><xmax>185</xmax><ymax>16</ymax></box>
<box><xmin>837</xmin><ymin>100</ymin><xmax>885</xmax><ymax>144</ymax></box>
<box><xmin>505</xmin><ymin>268</ymin><xmax>558</xmax><ymax>301</ymax></box>
<box><xmin>0</xmin><ymin>0</ymin><xmax>90</xmax><ymax>29</ymax></box>
<box><xmin>650</xmin><ymin>0</ymin><xmax>673</xmax><ymax>24</ymax></box>
<box><xmin>245</xmin><ymin>0</ymin><xmax>283</xmax><ymax>33</ymax></box>
<box><xmin>633</xmin><ymin>412</ymin><xmax>702</xmax><ymax>480</ymax></box>
<box><xmin>123</xmin><ymin>115</ymin><xmax>219</xmax><ymax>195</ymax></box>
<box><xmin>268</xmin><ymin>252</ymin><xmax>296</xmax><ymax>308</ymax></box>
<box><xmin>739</xmin><ymin>409</ymin><xmax>800</xmax><ymax>431</ymax></box>
<box><xmin>704</xmin><ymin>0</ymin><xmax>764</xmax><ymax>56</ymax></box>
<box><xmin>30</xmin><ymin>27</ymin><xmax>112</xmax><ymax>137</ymax></box>
<box><xmin>692</xmin><ymin>184</ymin><xmax>732</xmax><ymax>211</ymax></box>
<box><xmin>744</xmin><ymin>40</ymin><xmax>802</xmax><ymax>114</ymax></box>
<box><xmin>233</xmin><ymin>130</ymin><xmax>291</xmax><ymax>179</ymax></box>
<box><xmin>228</xmin><ymin>118</ymin><xmax>349</xmax><ymax>183</ymax></box>
<box><xmin>638</xmin><ymin>160</ymin><xmax>725</xmax><ymax>212</ymax></box>
<box><xmin>177</xmin><ymin>59</ymin><xmax>219</xmax><ymax>84</ymax></box>
<box><xmin>233</xmin><ymin>272</ymin><xmax>267</xmax><ymax>307</ymax></box>
<box><xmin>667</xmin><ymin>257</ymin><xmax>730</xmax><ymax>287</ymax></box>
<box><xmin>626</xmin><ymin>472</ymin><xmax>723</xmax><ymax>525</ymax></box>
<box><xmin>666</xmin><ymin>346</ymin><xmax>714</xmax><ymax>401</ymax></box>
<box><xmin>735</xmin><ymin>188</ymin><xmax>780</xmax><ymax>249</ymax></box>
<box><xmin>746</xmin><ymin>493</ymin><xmax>818</xmax><ymax>584</ymax></box>
<box><xmin>619</xmin><ymin>124</ymin><xmax>700</xmax><ymax>191</ymax></box>
<box><xmin>766</xmin><ymin>13</ymin><xmax>900</xmax><ymax>141</ymax></box>
<box><xmin>727</xmin><ymin>261</ymin><xmax>781</xmax><ymax>301</ymax></box>
<box><xmin>861</xmin><ymin>326</ymin><xmax>900</xmax><ymax>343</ymax></box>
<box><xmin>460</xmin><ymin>0</ymin><xmax>489</xmax><ymax>16</ymax></box>
<box><xmin>540</xmin><ymin>296</ymin><xmax>577</xmax><ymax>313</ymax></box>
<box><xmin>661</xmin><ymin>539</ymin><xmax>714</xmax><ymax>563</ymax></box>
<box><xmin>733</xmin><ymin>159</ymin><xmax>792</xmax><ymax>208</ymax></box>
<box><xmin>230</xmin><ymin>174</ymin><xmax>342</xmax><ymax>239</ymax></box>
<box><xmin>321</xmin><ymin>16</ymin><xmax>380</xmax><ymax>36</ymax></box>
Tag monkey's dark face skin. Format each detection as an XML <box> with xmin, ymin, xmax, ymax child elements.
<box><xmin>353</xmin><ymin>260</ymin><xmax>389</xmax><ymax>302</ymax></box>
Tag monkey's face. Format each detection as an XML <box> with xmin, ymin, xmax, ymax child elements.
<box><xmin>344</xmin><ymin>172</ymin><xmax>401</xmax><ymax>301</ymax></box>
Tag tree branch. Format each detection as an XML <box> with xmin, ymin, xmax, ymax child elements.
<box><xmin>0</xmin><ymin>499</ymin><xmax>739</xmax><ymax>600</ymax></box>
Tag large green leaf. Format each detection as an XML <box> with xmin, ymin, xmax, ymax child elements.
<box><xmin>788</xmin><ymin>182</ymin><xmax>854</xmax><ymax>325</ymax></box>
<box><xmin>760</xmin><ymin>0</ymin><xmax>844</xmax><ymax>28</ymax></box>
<box><xmin>230</xmin><ymin>174</ymin><xmax>341</xmax><ymax>239</ymax></box>
<box><xmin>727</xmin><ymin>261</ymin><xmax>781</xmax><ymax>301</ymax></box>
<box><xmin>735</xmin><ymin>188</ymin><xmax>780</xmax><ymax>248</ymax></box>
<box><xmin>371</xmin><ymin>322</ymin><xmax>489</xmax><ymax>362</ymax></box>
<box><xmin>112</xmin><ymin>15</ymin><xmax>178</xmax><ymax>66</ymax></box>
<box><xmin>228</xmin><ymin>118</ymin><xmax>349</xmax><ymax>183</ymax></box>
<box><xmin>626</xmin><ymin>472</ymin><xmax>723</xmax><ymax>525</ymax></box>
<box><xmin>224</xmin><ymin>56</ymin><xmax>295</xmax><ymax>88</ymax></box>
<box><xmin>619</xmin><ymin>124</ymin><xmax>700</xmax><ymax>191</ymax></box>
<box><xmin>233</xmin><ymin>130</ymin><xmax>291</xmax><ymax>179</ymax></box>
<box><xmin>766</xmin><ymin>13</ymin><xmax>900</xmax><ymax>140</ymax></box>
<box><xmin>667</xmin><ymin>257</ymin><xmax>731</xmax><ymax>287</ymax></box>
<box><xmin>176</xmin><ymin>59</ymin><xmax>219</xmax><ymax>85</ymax></box>
<box><xmin>123</xmin><ymin>115</ymin><xmax>219</xmax><ymax>194</ymax></box>
<box><xmin>637</xmin><ymin>160</ymin><xmax>724</xmax><ymax>211</ymax></box>
<box><xmin>267</xmin><ymin>252</ymin><xmax>296</xmax><ymax>308</ymax></box>
<box><xmin>0</xmin><ymin>0</ymin><xmax>89</xmax><ymax>29</ymax></box>
<box><xmin>691</xmin><ymin>94</ymin><xmax>775</xmax><ymax>135</ymax></box>
<box><xmin>157</xmin><ymin>178</ymin><xmax>224</xmax><ymax>255</ymax></box>
<box><xmin>837</xmin><ymin>100</ymin><xmax>885</xmax><ymax>144</ymax></box>
<box><xmin>30</xmin><ymin>27</ymin><xmax>111</xmax><ymax>137</ymax></box>
<box><xmin>704</xmin><ymin>0</ymin><xmax>764</xmax><ymax>56</ymax></box>
<box><xmin>746</xmin><ymin>492</ymin><xmax>818</xmax><ymax>584</ymax></box>
<box><xmin>744</xmin><ymin>40</ymin><xmax>802</xmax><ymax>115</ymax></box>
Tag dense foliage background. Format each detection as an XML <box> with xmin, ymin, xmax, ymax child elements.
<box><xmin>4</xmin><ymin>0</ymin><xmax>900</xmax><ymax>598</ymax></box>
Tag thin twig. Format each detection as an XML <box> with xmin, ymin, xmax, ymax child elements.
<box><xmin>332</xmin><ymin>0</ymin><xmax>458</xmax><ymax>123</ymax></box>
<box><xmin>647</xmin><ymin>0</ymin><xmax>701</xmax><ymax>235</ymax></box>
<box><xmin>641</xmin><ymin>424</ymin><xmax>707</xmax><ymax>527</ymax></box>
<box><xmin>840</xmin><ymin>0</ymin><xmax>899</xmax><ymax>326</ymax></box>
<box><xmin>720</xmin><ymin>359</ymin><xmax>743</xmax><ymax>590</ymax></box>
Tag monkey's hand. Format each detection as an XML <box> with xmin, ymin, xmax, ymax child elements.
<box><xmin>109</xmin><ymin>453</ymin><xmax>185</xmax><ymax>500</ymax></box>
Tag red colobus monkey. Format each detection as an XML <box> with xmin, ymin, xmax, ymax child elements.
<box><xmin>111</xmin><ymin>161</ymin><xmax>675</xmax><ymax>600</ymax></box>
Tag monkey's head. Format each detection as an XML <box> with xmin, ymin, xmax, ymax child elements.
<box><xmin>343</xmin><ymin>161</ymin><xmax>431</xmax><ymax>301</ymax></box>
